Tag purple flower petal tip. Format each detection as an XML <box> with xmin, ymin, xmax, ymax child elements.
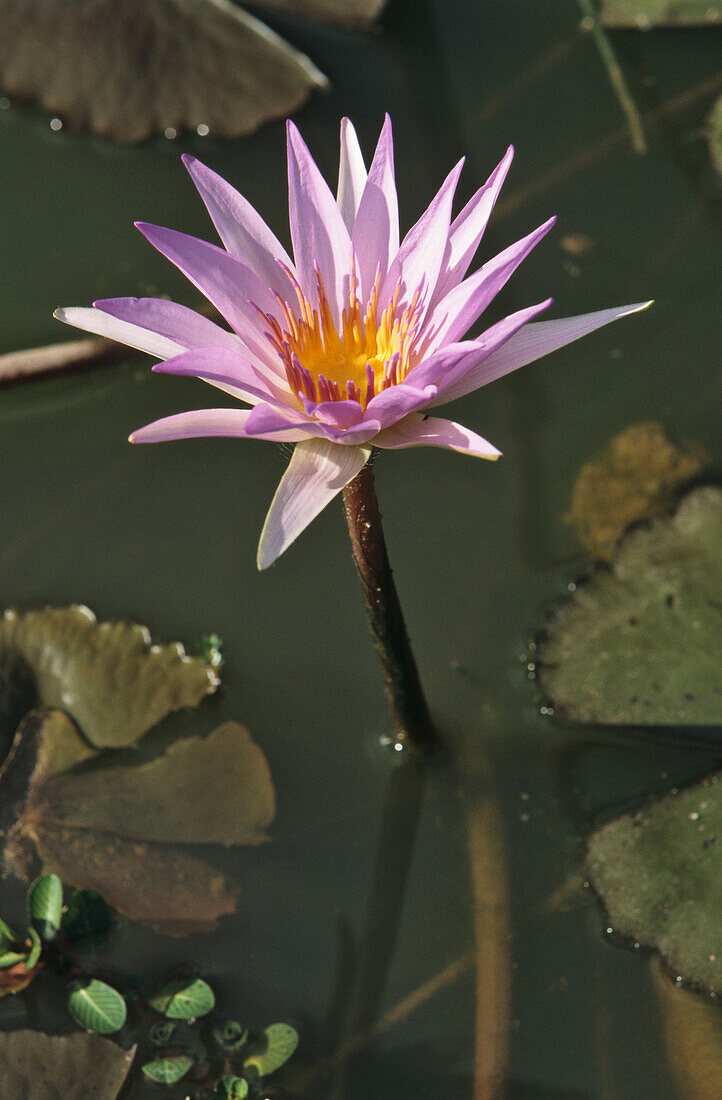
<box><xmin>60</xmin><ymin>114</ymin><xmax>652</xmax><ymax>565</ymax></box>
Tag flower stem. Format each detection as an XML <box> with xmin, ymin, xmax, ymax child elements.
<box><xmin>342</xmin><ymin>458</ymin><xmax>439</xmax><ymax>755</ymax></box>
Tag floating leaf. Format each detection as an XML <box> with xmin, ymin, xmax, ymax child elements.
<box><xmin>0</xmin><ymin>1030</ymin><xmax>135</xmax><ymax>1099</ymax></box>
<box><xmin>537</xmin><ymin>487</ymin><xmax>722</xmax><ymax>725</ymax></box>
<box><xmin>598</xmin><ymin>0</ymin><xmax>721</xmax><ymax>26</ymax></box>
<box><xmin>67</xmin><ymin>978</ymin><xmax>127</xmax><ymax>1034</ymax></box>
<box><xmin>64</xmin><ymin>889</ymin><xmax>112</xmax><ymax>945</ymax></box>
<box><xmin>142</xmin><ymin>1056</ymin><xmax>194</xmax><ymax>1084</ymax></box>
<box><xmin>38</xmin><ymin>721</ymin><xmax>276</xmax><ymax>845</ymax></box>
<box><xmin>214</xmin><ymin>1076</ymin><xmax>249</xmax><ymax>1099</ymax></box>
<box><xmin>254</xmin><ymin>0</ymin><xmax>385</xmax><ymax>26</ymax></box>
<box><xmin>0</xmin><ymin>605</ymin><xmax>217</xmax><ymax>748</ymax></box>
<box><xmin>150</xmin><ymin>977</ymin><xmax>215</xmax><ymax>1019</ymax></box>
<box><xmin>24</xmin><ymin>928</ymin><xmax>42</xmax><ymax>969</ymax></box>
<box><xmin>27</xmin><ymin>872</ymin><xmax>63</xmax><ymax>941</ymax></box>
<box><xmin>0</xmin><ymin>0</ymin><xmax>328</xmax><ymax>143</ymax></box>
<box><xmin>653</xmin><ymin>960</ymin><xmax>722</xmax><ymax>1099</ymax></box>
<box><xmin>214</xmin><ymin>1020</ymin><xmax>249</xmax><ymax>1050</ymax></box>
<box><xmin>565</xmin><ymin>423</ymin><xmax>704</xmax><ymax>561</ymax></box>
<box><xmin>587</xmin><ymin>771</ymin><xmax>722</xmax><ymax>993</ymax></box>
<box><xmin>244</xmin><ymin>1023</ymin><xmax>299</xmax><ymax>1076</ymax></box>
<box><xmin>0</xmin><ymin>958</ymin><xmax>43</xmax><ymax>997</ymax></box>
<box><xmin>23</xmin><ymin>818</ymin><xmax>238</xmax><ymax>936</ymax></box>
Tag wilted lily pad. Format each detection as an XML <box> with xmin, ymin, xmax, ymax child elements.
<box><xmin>4</xmin><ymin>712</ymin><xmax>274</xmax><ymax>935</ymax></box>
<box><xmin>0</xmin><ymin>1030</ymin><xmax>135</xmax><ymax>1100</ymax></box>
<box><xmin>537</xmin><ymin>487</ymin><xmax>722</xmax><ymax>725</ymax></box>
<box><xmin>565</xmin><ymin>423</ymin><xmax>704</xmax><ymax>561</ymax></box>
<box><xmin>586</xmin><ymin>771</ymin><xmax>722</xmax><ymax>993</ymax></box>
<box><xmin>598</xmin><ymin>0</ymin><xmax>721</xmax><ymax>26</ymax></box>
<box><xmin>0</xmin><ymin>605</ymin><xmax>217</xmax><ymax>748</ymax></box>
<box><xmin>0</xmin><ymin>0</ymin><xmax>330</xmax><ymax>142</ymax></box>
<box><xmin>255</xmin><ymin>0</ymin><xmax>385</xmax><ymax>26</ymax></box>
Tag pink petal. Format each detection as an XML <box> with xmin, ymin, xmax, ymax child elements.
<box><xmin>152</xmin><ymin>347</ymin><xmax>290</xmax><ymax>407</ymax></box>
<box><xmin>317</xmin><ymin>420</ymin><xmax>383</xmax><ymax>445</ymax></box>
<box><xmin>436</xmin><ymin>301</ymin><xmax>653</xmax><ymax>405</ymax></box>
<box><xmin>299</xmin><ymin>396</ymin><xmax>365</xmax><ymax>428</ymax></box>
<box><xmin>257</xmin><ymin>438</ymin><xmax>371</xmax><ymax>569</ymax></box>
<box><xmin>380</xmin><ymin>158</ymin><xmax>465</xmax><ymax>319</ymax></box>
<box><xmin>337</xmin><ymin>118</ymin><xmax>368</xmax><ymax>233</ymax></box>
<box><xmin>286</xmin><ymin>121</ymin><xmax>352</xmax><ymax>325</ymax></box>
<box><xmin>135</xmin><ymin>222</ymin><xmax>282</xmax><ymax>372</ymax></box>
<box><xmin>130</xmin><ymin>408</ymin><xmax>308</xmax><ymax>444</ymax></box>
<box><xmin>422</xmin><ymin>216</ymin><xmax>556</xmax><ymax>351</ymax></box>
<box><xmin>415</xmin><ymin>299</ymin><xmax>553</xmax><ymax>403</ymax></box>
<box><xmin>364</xmin><ymin>382</ymin><xmax>438</xmax><ymax>429</ymax></box>
<box><xmin>351</xmin><ymin>115</ymin><xmax>399</xmax><ymax>298</ymax></box>
<box><xmin>93</xmin><ymin>297</ymin><xmax>241</xmax><ymax>354</ymax></box>
<box><xmin>182</xmin><ymin>155</ymin><xmax>296</xmax><ymax>300</ymax></box>
<box><xmin>54</xmin><ymin>306</ymin><xmax>185</xmax><ymax>360</ymax></box>
<box><xmin>432</xmin><ymin>145</ymin><xmax>514</xmax><ymax>306</ymax></box>
<box><xmin>375</xmin><ymin>414</ymin><xmax>501</xmax><ymax>459</ymax></box>
<box><xmin>244</xmin><ymin>401</ymin><xmax>315</xmax><ymax>437</ymax></box>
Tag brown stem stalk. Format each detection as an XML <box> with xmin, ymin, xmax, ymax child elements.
<box><xmin>342</xmin><ymin>458</ymin><xmax>439</xmax><ymax>755</ymax></box>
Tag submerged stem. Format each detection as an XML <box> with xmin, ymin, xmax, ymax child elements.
<box><xmin>342</xmin><ymin>458</ymin><xmax>439</xmax><ymax>755</ymax></box>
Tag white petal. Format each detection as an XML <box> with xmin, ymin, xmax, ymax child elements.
<box><xmin>54</xmin><ymin>306</ymin><xmax>184</xmax><ymax>360</ymax></box>
<box><xmin>257</xmin><ymin>437</ymin><xmax>371</xmax><ymax>569</ymax></box>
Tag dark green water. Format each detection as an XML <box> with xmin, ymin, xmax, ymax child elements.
<box><xmin>0</xmin><ymin>1</ymin><xmax>720</xmax><ymax>1096</ymax></box>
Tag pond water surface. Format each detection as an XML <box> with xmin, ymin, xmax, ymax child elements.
<box><xmin>0</xmin><ymin>1</ymin><xmax>720</xmax><ymax>1097</ymax></box>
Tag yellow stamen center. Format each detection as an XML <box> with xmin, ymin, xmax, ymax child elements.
<box><xmin>262</xmin><ymin>266</ymin><xmax>423</xmax><ymax>410</ymax></box>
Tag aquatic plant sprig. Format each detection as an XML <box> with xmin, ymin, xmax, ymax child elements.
<box><xmin>56</xmin><ymin>115</ymin><xmax>650</xmax><ymax>752</ymax></box>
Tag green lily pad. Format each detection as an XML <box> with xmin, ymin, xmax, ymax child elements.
<box><xmin>141</xmin><ymin>1055</ymin><xmax>194</xmax><ymax>1084</ymax></box>
<box><xmin>244</xmin><ymin>1023</ymin><xmax>299</xmax><ymax>1076</ymax></box>
<box><xmin>150</xmin><ymin>977</ymin><xmax>215</xmax><ymax>1019</ymax></box>
<box><xmin>27</xmin><ymin>872</ymin><xmax>63</xmax><ymax>941</ymax></box>
<box><xmin>0</xmin><ymin>605</ymin><xmax>217</xmax><ymax>748</ymax></box>
<box><xmin>38</xmin><ymin>721</ymin><xmax>276</xmax><ymax>845</ymax></box>
<box><xmin>67</xmin><ymin>978</ymin><xmax>127</xmax><ymax>1034</ymax></box>
<box><xmin>586</xmin><ymin>771</ymin><xmax>722</xmax><ymax>993</ymax></box>
<box><xmin>214</xmin><ymin>1076</ymin><xmax>249</xmax><ymax>1099</ymax></box>
<box><xmin>536</xmin><ymin>487</ymin><xmax>722</xmax><ymax>725</ymax></box>
<box><xmin>0</xmin><ymin>1030</ymin><xmax>135</xmax><ymax>1100</ymax></box>
<box><xmin>598</xmin><ymin>0</ymin><xmax>722</xmax><ymax>27</ymax></box>
<box><xmin>0</xmin><ymin>0</ymin><xmax>328</xmax><ymax>143</ymax></box>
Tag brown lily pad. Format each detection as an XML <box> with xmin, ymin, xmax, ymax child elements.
<box><xmin>0</xmin><ymin>1030</ymin><xmax>135</xmax><ymax>1100</ymax></box>
<box><xmin>254</xmin><ymin>0</ymin><xmax>386</xmax><ymax>27</ymax></box>
<box><xmin>0</xmin><ymin>0</ymin><xmax>328</xmax><ymax>143</ymax></box>
<box><xmin>0</xmin><ymin>605</ymin><xmax>217</xmax><ymax>749</ymax></box>
<box><xmin>565</xmin><ymin>422</ymin><xmax>704</xmax><ymax>562</ymax></box>
<box><xmin>36</xmin><ymin>721</ymin><xmax>275</xmax><ymax>846</ymax></box>
<box><xmin>4</xmin><ymin>712</ymin><xmax>274</xmax><ymax>935</ymax></box>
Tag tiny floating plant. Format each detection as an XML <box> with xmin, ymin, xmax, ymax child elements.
<box><xmin>57</xmin><ymin>116</ymin><xmax>650</xmax><ymax>753</ymax></box>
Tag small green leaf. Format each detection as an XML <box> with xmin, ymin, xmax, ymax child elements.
<box><xmin>244</xmin><ymin>1023</ymin><xmax>299</xmax><ymax>1076</ymax></box>
<box><xmin>149</xmin><ymin>977</ymin><xmax>215</xmax><ymax>1019</ymax></box>
<box><xmin>27</xmin><ymin>873</ymin><xmax>63</xmax><ymax>941</ymax></box>
<box><xmin>64</xmin><ymin>890</ymin><xmax>111</xmax><ymax>944</ymax></box>
<box><xmin>68</xmin><ymin>978</ymin><xmax>127</xmax><ymax>1034</ymax></box>
<box><xmin>24</xmin><ymin>928</ymin><xmax>43</xmax><ymax>969</ymax></box>
<box><xmin>214</xmin><ymin>1075</ymin><xmax>249</xmax><ymax>1099</ymax></box>
<box><xmin>142</xmin><ymin>1056</ymin><xmax>194</xmax><ymax>1084</ymax></box>
<box><xmin>199</xmin><ymin>632</ymin><xmax>224</xmax><ymax>670</ymax></box>
<box><xmin>0</xmin><ymin>948</ymin><xmax>29</xmax><ymax>968</ymax></box>
<box><xmin>149</xmin><ymin>1020</ymin><xmax>177</xmax><ymax>1046</ymax></box>
<box><xmin>0</xmin><ymin>916</ymin><xmax>19</xmax><ymax>945</ymax></box>
<box><xmin>213</xmin><ymin>1020</ymin><xmax>248</xmax><ymax>1050</ymax></box>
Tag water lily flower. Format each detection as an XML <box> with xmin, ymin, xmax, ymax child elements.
<box><xmin>56</xmin><ymin>116</ymin><xmax>649</xmax><ymax>569</ymax></box>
